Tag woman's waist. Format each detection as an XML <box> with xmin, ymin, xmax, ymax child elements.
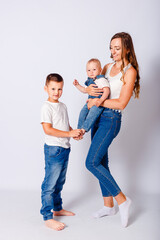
<box><xmin>101</xmin><ymin>108</ymin><xmax>122</xmax><ymax>119</ymax></box>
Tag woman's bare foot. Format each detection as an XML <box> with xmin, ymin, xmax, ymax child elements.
<box><xmin>53</xmin><ymin>209</ymin><xmax>75</xmax><ymax>216</ymax></box>
<box><xmin>45</xmin><ymin>219</ymin><xmax>65</xmax><ymax>231</ymax></box>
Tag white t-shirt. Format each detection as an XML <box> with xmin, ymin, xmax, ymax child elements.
<box><xmin>94</xmin><ymin>77</ymin><xmax>110</xmax><ymax>89</ymax></box>
<box><xmin>41</xmin><ymin>101</ymin><xmax>70</xmax><ymax>148</ymax></box>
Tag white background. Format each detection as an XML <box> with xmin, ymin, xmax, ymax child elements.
<box><xmin>0</xmin><ymin>0</ymin><xmax>160</xmax><ymax>198</ymax></box>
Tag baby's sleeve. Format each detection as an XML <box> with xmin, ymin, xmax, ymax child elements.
<box><xmin>96</xmin><ymin>78</ymin><xmax>110</xmax><ymax>89</ymax></box>
<box><xmin>41</xmin><ymin>104</ymin><xmax>52</xmax><ymax>124</ymax></box>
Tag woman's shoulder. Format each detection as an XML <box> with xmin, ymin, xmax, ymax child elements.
<box><xmin>125</xmin><ymin>65</ymin><xmax>137</xmax><ymax>77</ymax></box>
<box><xmin>102</xmin><ymin>63</ymin><xmax>113</xmax><ymax>75</ymax></box>
<box><xmin>124</xmin><ymin>65</ymin><xmax>137</xmax><ymax>84</ymax></box>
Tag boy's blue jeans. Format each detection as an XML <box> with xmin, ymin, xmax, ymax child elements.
<box><xmin>77</xmin><ymin>103</ymin><xmax>104</xmax><ymax>132</ymax></box>
<box><xmin>86</xmin><ymin>108</ymin><xmax>122</xmax><ymax>197</ymax></box>
<box><xmin>40</xmin><ymin>144</ymin><xmax>70</xmax><ymax>221</ymax></box>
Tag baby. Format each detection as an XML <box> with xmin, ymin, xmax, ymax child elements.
<box><xmin>73</xmin><ymin>58</ymin><xmax>110</xmax><ymax>134</ymax></box>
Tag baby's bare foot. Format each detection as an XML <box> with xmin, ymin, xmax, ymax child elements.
<box><xmin>54</xmin><ymin>209</ymin><xmax>75</xmax><ymax>216</ymax></box>
<box><xmin>81</xmin><ymin>129</ymin><xmax>85</xmax><ymax>135</ymax></box>
<box><xmin>45</xmin><ymin>219</ymin><xmax>65</xmax><ymax>231</ymax></box>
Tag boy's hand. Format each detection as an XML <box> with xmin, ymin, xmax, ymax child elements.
<box><xmin>73</xmin><ymin>135</ymin><xmax>83</xmax><ymax>140</ymax></box>
<box><xmin>73</xmin><ymin>129</ymin><xmax>85</xmax><ymax>140</ymax></box>
<box><xmin>69</xmin><ymin>129</ymin><xmax>81</xmax><ymax>138</ymax></box>
<box><xmin>73</xmin><ymin>79</ymin><xmax>79</xmax><ymax>86</ymax></box>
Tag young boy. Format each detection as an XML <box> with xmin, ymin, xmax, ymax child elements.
<box><xmin>40</xmin><ymin>73</ymin><xmax>81</xmax><ymax>231</ymax></box>
<box><xmin>73</xmin><ymin>58</ymin><xmax>110</xmax><ymax>134</ymax></box>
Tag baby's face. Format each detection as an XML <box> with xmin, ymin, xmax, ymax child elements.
<box><xmin>86</xmin><ymin>62</ymin><xmax>101</xmax><ymax>79</ymax></box>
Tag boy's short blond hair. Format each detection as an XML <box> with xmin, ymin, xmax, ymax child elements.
<box><xmin>87</xmin><ymin>58</ymin><xmax>101</xmax><ymax>69</ymax></box>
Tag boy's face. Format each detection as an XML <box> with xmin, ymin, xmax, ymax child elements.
<box><xmin>86</xmin><ymin>62</ymin><xmax>102</xmax><ymax>79</ymax></box>
<box><xmin>44</xmin><ymin>81</ymin><xmax>63</xmax><ymax>103</ymax></box>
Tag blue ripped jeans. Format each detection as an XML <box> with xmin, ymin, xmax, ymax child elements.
<box><xmin>40</xmin><ymin>144</ymin><xmax>70</xmax><ymax>221</ymax></box>
<box><xmin>85</xmin><ymin>108</ymin><xmax>122</xmax><ymax>197</ymax></box>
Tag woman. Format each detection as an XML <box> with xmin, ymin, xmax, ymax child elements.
<box><xmin>85</xmin><ymin>32</ymin><xmax>140</xmax><ymax>227</ymax></box>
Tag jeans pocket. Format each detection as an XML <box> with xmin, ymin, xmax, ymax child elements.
<box><xmin>49</xmin><ymin>146</ymin><xmax>62</xmax><ymax>157</ymax></box>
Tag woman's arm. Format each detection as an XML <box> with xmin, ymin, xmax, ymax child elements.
<box><xmin>102</xmin><ymin>67</ymin><xmax>137</xmax><ymax>110</ymax></box>
<box><xmin>87</xmin><ymin>67</ymin><xmax>137</xmax><ymax>110</ymax></box>
<box><xmin>94</xmin><ymin>87</ymin><xmax>110</xmax><ymax>107</ymax></box>
<box><xmin>85</xmin><ymin>84</ymin><xmax>103</xmax><ymax>96</ymax></box>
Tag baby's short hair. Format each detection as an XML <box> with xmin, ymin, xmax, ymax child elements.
<box><xmin>87</xmin><ymin>58</ymin><xmax>101</xmax><ymax>68</ymax></box>
<box><xmin>45</xmin><ymin>73</ymin><xmax>63</xmax><ymax>86</ymax></box>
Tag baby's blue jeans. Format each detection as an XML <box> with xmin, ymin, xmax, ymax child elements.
<box><xmin>77</xmin><ymin>103</ymin><xmax>104</xmax><ymax>132</ymax></box>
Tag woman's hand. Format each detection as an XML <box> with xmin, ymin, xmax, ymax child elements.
<box><xmin>87</xmin><ymin>98</ymin><xmax>99</xmax><ymax>109</ymax></box>
<box><xmin>86</xmin><ymin>84</ymin><xmax>103</xmax><ymax>96</ymax></box>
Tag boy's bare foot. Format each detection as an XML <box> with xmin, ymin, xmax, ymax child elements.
<box><xmin>81</xmin><ymin>129</ymin><xmax>85</xmax><ymax>135</ymax></box>
<box><xmin>45</xmin><ymin>219</ymin><xmax>65</xmax><ymax>231</ymax></box>
<box><xmin>53</xmin><ymin>209</ymin><xmax>75</xmax><ymax>216</ymax></box>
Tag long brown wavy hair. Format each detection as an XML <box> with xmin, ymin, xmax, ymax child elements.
<box><xmin>110</xmin><ymin>32</ymin><xmax>140</xmax><ymax>98</ymax></box>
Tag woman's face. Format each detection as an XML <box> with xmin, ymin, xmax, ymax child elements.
<box><xmin>110</xmin><ymin>38</ymin><xmax>127</xmax><ymax>62</ymax></box>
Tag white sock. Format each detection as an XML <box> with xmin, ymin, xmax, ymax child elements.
<box><xmin>119</xmin><ymin>197</ymin><xmax>132</xmax><ymax>227</ymax></box>
<box><xmin>92</xmin><ymin>206</ymin><xmax>116</xmax><ymax>218</ymax></box>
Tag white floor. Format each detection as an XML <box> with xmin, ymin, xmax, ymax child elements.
<box><xmin>0</xmin><ymin>190</ymin><xmax>159</xmax><ymax>240</ymax></box>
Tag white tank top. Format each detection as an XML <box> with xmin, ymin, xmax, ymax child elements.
<box><xmin>105</xmin><ymin>62</ymin><xmax>132</xmax><ymax>99</ymax></box>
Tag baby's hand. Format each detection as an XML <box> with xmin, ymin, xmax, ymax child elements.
<box><xmin>73</xmin><ymin>79</ymin><xmax>79</xmax><ymax>86</ymax></box>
